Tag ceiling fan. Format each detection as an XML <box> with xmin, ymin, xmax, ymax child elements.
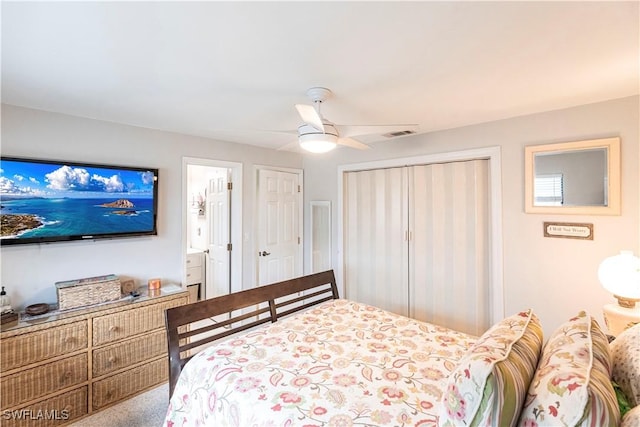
<box><xmin>283</xmin><ymin>87</ymin><xmax>418</xmax><ymax>153</ymax></box>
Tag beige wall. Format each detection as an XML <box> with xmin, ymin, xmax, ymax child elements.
<box><xmin>303</xmin><ymin>95</ymin><xmax>639</xmax><ymax>336</ymax></box>
<box><xmin>1</xmin><ymin>104</ymin><xmax>302</xmax><ymax>308</ymax></box>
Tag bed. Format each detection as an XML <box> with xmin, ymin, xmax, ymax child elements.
<box><xmin>164</xmin><ymin>270</ymin><xmax>639</xmax><ymax>427</ymax></box>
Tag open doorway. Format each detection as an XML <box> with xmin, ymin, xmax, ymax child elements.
<box><xmin>183</xmin><ymin>157</ymin><xmax>243</xmax><ymax>301</ymax></box>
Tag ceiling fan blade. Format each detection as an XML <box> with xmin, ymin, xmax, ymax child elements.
<box><xmin>295</xmin><ymin>104</ymin><xmax>325</xmax><ymax>132</ymax></box>
<box><xmin>336</xmin><ymin>124</ymin><xmax>418</xmax><ymax>138</ymax></box>
<box><xmin>252</xmin><ymin>129</ymin><xmax>297</xmax><ymax>137</ymax></box>
<box><xmin>338</xmin><ymin>137</ymin><xmax>370</xmax><ymax>150</ymax></box>
<box><xmin>277</xmin><ymin>140</ymin><xmax>301</xmax><ymax>152</ymax></box>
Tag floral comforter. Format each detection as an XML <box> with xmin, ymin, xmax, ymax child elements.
<box><xmin>164</xmin><ymin>299</ymin><xmax>476</xmax><ymax>427</ymax></box>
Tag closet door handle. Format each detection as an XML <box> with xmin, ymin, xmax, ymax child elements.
<box><xmin>259</xmin><ymin>251</ymin><xmax>271</xmax><ymax>257</ymax></box>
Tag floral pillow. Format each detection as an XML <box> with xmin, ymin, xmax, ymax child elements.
<box><xmin>440</xmin><ymin>309</ymin><xmax>543</xmax><ymax>427</ymax></box>
<box><xmin>610</xmin><ymin>323</ymin><xmax>640</xmax><ymax>407</ymax></box>
<box><xmin>517</xmin><ymin>311</ymin><xmax>619</xmax><ymax>427</ymax></box>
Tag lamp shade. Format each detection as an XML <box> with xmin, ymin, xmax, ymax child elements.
<box><xmin>598</xmin><ymin>250</ymin><xmax>640</xmax><ymax>300</ymax></box>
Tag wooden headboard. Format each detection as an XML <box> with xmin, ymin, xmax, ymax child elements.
<box><xmin>165</xmin><ymin>270</ymin><xmax>339</xmax><ymax>395</ymax></box>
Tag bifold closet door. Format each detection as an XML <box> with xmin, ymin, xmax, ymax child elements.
<box><xmin>409</xmin><ymin>160</ymin><xmax>490</xmax><ymax>336</ymax></box>
<box><xmin>343</xmin><ymin>167</ymin><xmax>409</xmax><ymax>316</ymax></box>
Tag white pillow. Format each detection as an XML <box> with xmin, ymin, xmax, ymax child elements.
<box><xmin>610</xmin><ymin>323</ymin><xmax>640</xmax><ymax>407</ymax></box>
<box><xmin>622</xmin><ymin>405</ymin><xmax>640</xmax><ymax>427</ymax></box>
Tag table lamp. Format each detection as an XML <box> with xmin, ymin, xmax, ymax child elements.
<box><xmin>598</xmin><ymin>250</ymin><xmax>640</xmax><ymax>336</ymax></box>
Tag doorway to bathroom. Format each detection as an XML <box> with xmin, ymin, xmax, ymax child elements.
<box><xmin>183</xmin><ymin>157</ymin><xmax>243</xmax><ymax>301</ymax></box>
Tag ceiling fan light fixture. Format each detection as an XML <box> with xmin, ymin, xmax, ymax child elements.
<box><xmin>299</xmin><ymin>133</ymin><xmax>338</xmax><ymax>153</ymax></box>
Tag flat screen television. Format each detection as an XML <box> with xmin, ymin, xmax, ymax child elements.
<box><xmin>0</xmin><ymin>156</ymin><xmax>158</xmax><ymax>246</ymax></box>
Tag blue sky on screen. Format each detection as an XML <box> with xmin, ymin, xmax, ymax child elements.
<box><xmin>0</xmin><ymin>160</ymin><xmax>155</xmax><ymax>198</ymax></box>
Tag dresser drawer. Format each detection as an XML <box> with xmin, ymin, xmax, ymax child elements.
<box><xmin>185</xmin><ymin>266</ymin><xmax>202</xmax><ymax>285</ymax></box>
<box><xmin>92</xmin><ymin>297</ymin><xmax>187</xmax><ymax>346</ymax></box>
<box><xmin>1</xmin><ymin>386</ymin><xmax>87</xmax><ymax>427</ymax></box>
<box><xmin>92</xmin><ymin>329</ymin><xmax>167</xmax><ymax>377</ymax></box>
<box><xmin>1</xmin><ymin>321</ymin><xmax>88</xmax><ymax>372</ymax></box>
<box><xmin>1</xmin><ymin>354</ymin><xmax>88</xmax><ymax>409</ymax></box>
<box><xmin>92</xmin><ymin>357</ymin><xmax>166</xmax><ymax>410</ymax></box>
<box><xmin>186</xmin><ymin>252</ymin><xmax>202</xmax><ymax>268</ymax></box>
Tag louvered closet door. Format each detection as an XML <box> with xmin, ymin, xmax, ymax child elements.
<box><xmin>344</xmin><ymin>167</ymin><xmax>409</xmax><ymax>316</ymax></box>
<box><xmin>409</xmin><ymin>160</ymin><xmax>490</xmax><ymax>336</ymax></box>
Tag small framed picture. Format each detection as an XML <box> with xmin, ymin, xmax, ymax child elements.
<box><xmin>121</xmin><ymin>279</ymin><xmax>136</xmax><ymax>294</ymax></box>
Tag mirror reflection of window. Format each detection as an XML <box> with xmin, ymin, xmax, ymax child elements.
<box><xmin>534</xmin><ymin>174</ymin><xmax>563</xmax><ymax>206</ymax></box>
<box><xmin>533</xmin><ymin>148</ymin><xmax>607</xmax><ymax>207</ymax></box>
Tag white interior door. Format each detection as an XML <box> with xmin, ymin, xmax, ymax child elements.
<box><xmin>343</xmin><ymin>160</ymin><xmax>490</xmax><ymax>334</ymax></box>
<box><xmin>207</xmin><ymin>168</ymin><xmax>231</xmax><ymax>299</ymax></box>
<box><xmin>409</xmin><ymin>160</ymin><xmax>490</xmax><ymax>335</ymax></box>
<box><xmin>343</xmin><ymin>167</ymin><xmax>410</xmax><ymax>316</ymax></box>
<box><xmin>257</xmin><ymin>169</ymin><xmax>302</xmax><ymax>286</ymax></box>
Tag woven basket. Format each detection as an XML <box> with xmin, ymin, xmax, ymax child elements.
<box><xmin>55</xmin><ymin>275</ymin><xmax>122</xmax><ymax>311</ymax></box>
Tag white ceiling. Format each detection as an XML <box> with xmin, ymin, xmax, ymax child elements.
<box><xmin>2</xmin><ymin>1</ymin><xmax>639</xmax><ymax>151</ymax></box>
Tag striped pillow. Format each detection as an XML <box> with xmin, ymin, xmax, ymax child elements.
<box><xmin>440</xmin><ymin>309</ymin><xmax>543</xmax><ymax>427</ymax></box>
<box><xmin>517</xmin><ymin>311</ymin><xmax>620</xmax><ymax>427</ymax></box>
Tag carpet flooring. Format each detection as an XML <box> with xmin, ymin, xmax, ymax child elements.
<box><xmin>68</xmin><ymin>383</ymin><xmax>168</xmax><ymax>427</ymax></box>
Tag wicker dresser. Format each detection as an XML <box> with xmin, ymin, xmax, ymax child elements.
<box><xmin>0</xmin><ymin>285</ymin><xmax>189</xmax><ymax>427</ymax></box>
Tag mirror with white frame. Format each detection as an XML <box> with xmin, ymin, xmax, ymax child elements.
<box><xmin>524</xmin><ymin>137</ymin><xmax>620</xmax><ymax>215</ymax></box>
<box><xmin>310</xmin><ymin>201</ymin><xmax>331</xmax><ymax>273</ymax></box>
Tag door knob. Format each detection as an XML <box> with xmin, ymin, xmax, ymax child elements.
<box><xmin>259</xmin><ymin>251</ymin><xmax>271</xmax><ymax>257</ymax></box>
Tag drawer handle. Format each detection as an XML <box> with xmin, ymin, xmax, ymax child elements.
<box><xmin>60</xmin><ymin>371</ymin><xmax>73</xmax><ymax>382</ymax></box>
<box><xmin>108</xmin><ymin>355</ymin><xmax>117</xmax><ymax>364</ymax></box>
<box><xmin>109</xmin><ymin>325</ymin><xmax>120</xmax><ymax>333</ymax></box>
<box><xmin>64</xmin><ymin>336</ymin><xmax>76</xmax><ymax>344</ymax></box>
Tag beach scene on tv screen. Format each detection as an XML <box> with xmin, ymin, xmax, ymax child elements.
<box><xmin>0</xmin><ymin>159</ymin><xmax>156</xmax><ymax>240</ymax></box>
